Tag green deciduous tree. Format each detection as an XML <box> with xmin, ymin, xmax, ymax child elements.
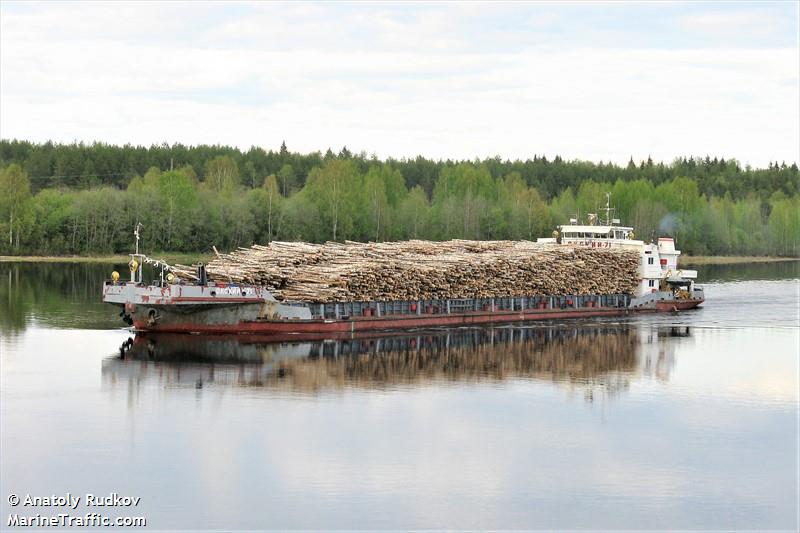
<box><xmin>278</xmin><ymin>164</ymin><xmax>296</xmax><ymax>197</ymax></box>
<box><xmin>159</xmin><ymin>170</ymin><xmax>198</xmax><ymax>250</ymax></box>
<box><xmin>249</xmin><ymin>174</ymin><xmax>283</xmax><ymax>242</ymax></box>
<box><xmin>362</xmin><ymin>166</ymin><xmax>390</xmax><ymax>241</ymax></box>
<box><xmin>768</xmin><ymin>195</ymin><xmax>800</xmax><ymax>256</ymax></box>
<box><xmin>204</xmin><ymin>155</ymin><xmax>239</xmax><ymax>193</ymax></box>
<box><xmin>30</xmin><ymin>189</ymin><xmax>75</xmax><ymax>253</ymax></box>
<box><xmin>304</xmin><ymin>159</ymin><xmax>360</xmax><ymax>241</ymax></box>
<box><xmin>431</xmin><ymin>164</ymin><xmax>495</xmax><ymax>239</ymax></box>
<box><xmin>0</xmin><ymin>164</ymin><xmax>33</xmax><ymax>249</ymax></box>
<box><xmin>397</xmin><ymin>185</ymin><xmax>429</xmax><ymax>239</ymax></box>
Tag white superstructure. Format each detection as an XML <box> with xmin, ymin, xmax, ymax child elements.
<box><xmin>537</xmin><ymin>194</ymin><xmax>701</xmax><ymax>300</ymax></box>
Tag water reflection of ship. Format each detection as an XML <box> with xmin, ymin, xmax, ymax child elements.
<box><xmin>103</xmin><ymin>325</ymin><xmax>692</xmax><ymax>396</ymax></box>
<box><xmin>640</xmin><ymin>325</ymin><xmax>690</xmax><ymax>381</ymax></box>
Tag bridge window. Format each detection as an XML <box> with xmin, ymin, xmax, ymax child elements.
<box><xmin>648</xmin><ymin>257</ymin><xmax>654</xmax><ymax>265</ymax></box>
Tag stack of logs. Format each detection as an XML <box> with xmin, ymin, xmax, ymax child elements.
<box><xmin>172</xmin><ymin>240</ymin><xmax>640</xmax><ymax>302</ymax></box>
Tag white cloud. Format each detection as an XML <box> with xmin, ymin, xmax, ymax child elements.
<box><xmin>0</xmin><ymin>2</ymin><xmax>797</xmax><ymax>166</ymax></box>
<box><xmin>678</xmin><ymin>9</ymin><xmax>792</xmax><ymax>42</ymax></box>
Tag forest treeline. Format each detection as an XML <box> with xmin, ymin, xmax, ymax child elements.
<box><xmin>0</xmin><ymin>140</ymin><xmax>798</xmax><ymax>257</ymax></box>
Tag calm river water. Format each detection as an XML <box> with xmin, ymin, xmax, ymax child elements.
<box><xmin>1</xmin><ymin>261</ymin><xmax>798</xmax><ymax>530</ymax></box>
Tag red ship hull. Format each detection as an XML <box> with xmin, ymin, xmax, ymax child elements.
<box><xmin>655</xmin><ymin>299</ymin><xmax>705</xmax><ymax>312</ymax></box>
<box><xmin>132</xmin><ymin>299</ymin><xmax>703</xmax><ymax>335</ymax></box>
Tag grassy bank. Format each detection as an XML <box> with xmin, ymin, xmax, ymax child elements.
<box><xmin>680</xmin><ymin>256</ymin><xmax>800</xmax><ymax>265</ymax></box>
<box><xmin>0</xmin><ymin>253</ymin><xmax>213</xmax><ymax>264</ymax></box>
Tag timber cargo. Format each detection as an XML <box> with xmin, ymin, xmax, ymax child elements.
<box><xmin>102</xmin><ymin>198</ymin><xmax>704</xmax><ymax>335</ymax></box>
<box><xmin>169</xmin><ymin>240</ymin><xmax>641</xmax><ymax>302</ymax></box>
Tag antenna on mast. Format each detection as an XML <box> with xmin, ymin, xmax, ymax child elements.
<box><xmin>603</xmin><ymin>192</ymin><xmax>617</xmax><ymax>225</ymax></box>
<box><xmin>129</xmin><ymin>222</ymin><xmax>145</xmax><ymax>283</ymax></box>
<box><xmin>134</xmin><ymin>222</ymin><xmax>143</xmax><ymax>255</ymax></box>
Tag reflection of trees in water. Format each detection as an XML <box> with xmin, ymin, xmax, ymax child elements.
<box><xmin>1</xmin><ymin>264</ymin><xmax>26</xmax><ymax>332</ymax></box>
<box><xmin>108</xmin><ymin>326</ymin><xmax>643</xmax><ymax>396</ymax></box>
<box><xmin>0</xmin><ymin>262</ymin><xmax>122</xmax><ymax>333</ymax></box>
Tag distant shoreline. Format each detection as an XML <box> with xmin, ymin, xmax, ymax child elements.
<box><xmin>2</xmin><ymin>253</ymin><xmax>798</xmax><ymax>266</ymax></box>
<box><xmin>0</xmin><ymin>253</ymin><xmax>212</xmax><ymax>264</ymax></box>
<box><xmin>680</xmin><ymin>256</ymin><xmax>800</xmax><ymax>265</ymax></box>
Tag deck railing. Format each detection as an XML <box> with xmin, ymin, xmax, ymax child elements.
<box><xmin>313</xmin><ymin>294</ymin><xmax>631</xmax><ymax>320</ymax></box>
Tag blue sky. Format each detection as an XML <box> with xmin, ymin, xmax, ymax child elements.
<box><xmin>1</xmin><ymin>1</ymin><xmax>797</xmax><ymax>166</ymax></box>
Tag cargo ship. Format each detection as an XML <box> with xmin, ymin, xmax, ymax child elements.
<box><xmin>102</xmin><ymin>202</ymin><xmax>704</xmax><ymax>335</ymax></box>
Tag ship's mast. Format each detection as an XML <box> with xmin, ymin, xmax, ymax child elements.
<box><xmin>131</xmin><ymin>222</ymin><xmax>144</xmax><ymax>283</ymax></box>
<box><xmin>134</xmin><ymin>222</ymin><xmax>141</xmax><ymax>256</ymax></box>
<box><xmin>602</xmin><ymin>192</ymin><xmax>616</xmax><ymax>226</ymax></box>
